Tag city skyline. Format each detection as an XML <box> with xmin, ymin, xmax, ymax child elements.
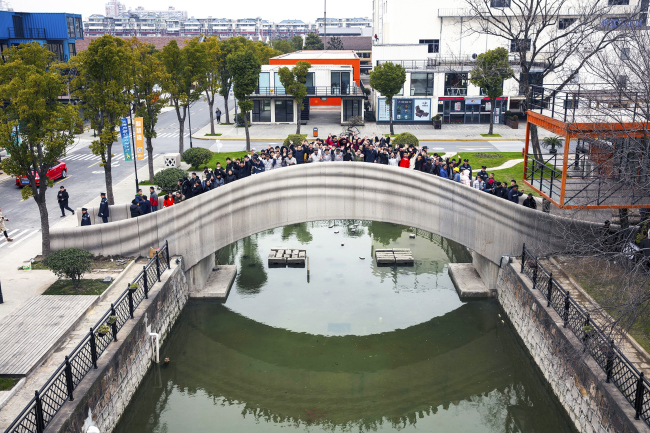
<box><xmin>13</xmin><ymin>0</ymin><xmax>371</xmax><ymax>23</ymax></box>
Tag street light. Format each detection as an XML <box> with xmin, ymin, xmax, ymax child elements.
<box><xmin>128</xmin><ymin>103</ymin><xmax>139</xmax><ymax>190</ymax></box>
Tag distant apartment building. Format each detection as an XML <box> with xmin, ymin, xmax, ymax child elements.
<box><xmin>104</xmin><ymin>0</ymin><xmax>126</xmax><ymax>18</ymax></box>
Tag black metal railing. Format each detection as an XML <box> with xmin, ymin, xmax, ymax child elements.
<box><xmin>524</xmin><ymin>153</ymin><xmax>564</xmax><ymax>202</ymax></box>
<box><xmin>8</xmin><ymin>28</ymin><xmax>46</xmax><ymax>39</ymax></box>
<box><xmin>4</xmin><ymin>241</ymin><xmax>171</xmax><ymax>433</ymax></box>
<box><xmin>252</xmin><ymin>86</ymin><xmax>364</xmax><ymax>97</ymax></box>
<box><xmin>520</xmin><ymin>244</ymin><xmax>649</xmax><ymax>427</ymax></box>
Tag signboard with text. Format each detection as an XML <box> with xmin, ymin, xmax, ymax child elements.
<box><xmin>377</xmin><ymin>98</ymin><xmax>391</xmax><ymax>122</ymax></box>
<box><xmin>120</xmin><ymin>118</ymin><xmax>132</xmax><ymax>161</ymax></box>
<box><xmin>394</xmin><ymin>99</ymin><xmax>413</xmax><ymax>121</ymax></box>
<box><xmin>134</xmin><ymin>117</ymin><xmax>144</xmax><ymax>160</ymax></box>
<box><xmin>413</xmin><ymin>99</ymin><xmax>432</xmax><ymax>121</ymax></box>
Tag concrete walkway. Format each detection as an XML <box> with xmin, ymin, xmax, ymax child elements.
<box><xmin>486</xmin><ymin>159</ymin><xmax>525</xmax><ymax>171</ymax></box>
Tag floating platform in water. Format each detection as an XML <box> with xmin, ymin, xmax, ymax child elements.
<box><xmin>374</xmin><ymin>249</ymin><xmax>414</xmax><ymax>266</ymax></box>
<box><xmin>268</xmin><ymin>248</ymin><xmax>306</xmax><ymax>267</ymax></box>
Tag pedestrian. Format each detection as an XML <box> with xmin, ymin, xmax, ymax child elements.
<box><xmin>174</xmin><ymin>192</ymin><xmax>184</xmax><ymax>204</ymax></box>
<box><xmin>130</xmin><ymin>199</ymin><xmax>142</xmax><ymax>218</ymax></box>
<box><xmin>215</xmin><ymin>107</ymin><xmax>222</xmax><ymax>124</ymax></box>
<box><xmin>523</xmin><ymin>193</ymin><xmax>538</xmax><ymax>210</ymax></box>
<box><xmin>460</xmin><ymin>170</ymin><xmax>471</xmax><ymax>186</ymax></box>
<box><xmin>163</xmin><ymin>193</ymin><xmax>175</xmax><ymax>208</ymax></box>
<box><xmin>508</xmin><ymin>185</ymin><xmax>524</xmax><ymax>204</ymax></box>
<box><xmin>149</xmin><ymin>187</ymin><xmax>159</xmax><ymax>212</ymax></box>
<box><xmin>81</xmin><ymin>208</ymin><xmax>91</xmax><ymax>226</ymax></box>
<box><xmin>98</xmin><ymin>192</ymin><xmax>110</xmax><ymax>223</ymax></box>
<box><xmin>57</xmin><ymin>185</ymin><xmax>74</xmax><ymax>217</ymax></box>
<box><xmin>0</xmin><ymin>207</ymin><xmax>13</xmax><ymax>241</ymax></box>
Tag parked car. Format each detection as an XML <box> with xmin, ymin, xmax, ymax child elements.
<box><xmin>15</xmin><ymin>160</ymin><xmax>67</xmax><ymax>187</ymax></box>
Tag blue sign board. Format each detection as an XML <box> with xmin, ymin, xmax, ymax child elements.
<box><xmin>120</xmin><ymin>118</ymin><xmax>133</xmax><ymax>161</ymax></box>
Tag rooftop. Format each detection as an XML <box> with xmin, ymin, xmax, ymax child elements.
<box><xmin>272</xmin><ymin>50</ymin><xmax>359</xmax><ymax>60</ymax></box>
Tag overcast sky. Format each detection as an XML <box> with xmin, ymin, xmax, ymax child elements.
<box><xmin>17</xmin><ymin>0</ymin><xmax>371</xmax><ymax>22</ymax></box>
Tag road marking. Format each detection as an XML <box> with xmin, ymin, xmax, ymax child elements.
<box><xmin>88</xmin><ymin>160</ymin><xmax>101</xmax><ymax>168</ymax></box>
<box><xmin>8</xmin><ymin>229</ymin><xmax>40</xmax><ymax>248</ymax></box>
<box><xmin>0</xmin><ymin>229</ymin><xmax>30</xmax><ymax>248</ymax></box>
<box><xmin>54</xmin><ymin>175</ymin><xmax>70</xmax><ymax>185</ymax></box>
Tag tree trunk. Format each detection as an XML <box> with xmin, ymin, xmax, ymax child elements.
<box><xmin>488</xmin><ymin>98</ymin><xmax>495</xmax><ymax>135</ymax></box>
<box><xmin>104</xmin><ymin>144</ymin><xmax>114</xmax><ymax>205</ymax></box>
<box><xmin>34</xmin><ymin>178</ymin><xmax>50</xmax><ymax>257</ymax></box>
<box><xmin>146</xmin><ymin>136</ymin><xmax>154</xmax><ymax>182</ymax></box>
<box><xmin>529</xmin><ymin>124</ymin><xmax>543</xmax><ymax>161</ymax></box>
<box><xmin>175</xmin><ymin>105</ymin><xmax>187</xmax><ymax>155</ymax></box>
<box><xmin>209</xmin><ymin>102</ymin><xmax>215</xmax><ymax>135</ymax></box>
<box><xmin>388</xmin><ymin>99</ymin><xmax>394</xmax><ymax>136</ymax></box>
<box><xmin>244</xmin><ymin>110</ymin><xmax>251</xmax><ymax>151</ymax></box>
<box><xmin>296</xmin><ymin>101</ymin><xmax>301</xmax><ymax>135</ymax></box>
<box><xmin>224</xmin><ymin>92</ymin><xmax>230</xmax><ymax>125</ymax></box>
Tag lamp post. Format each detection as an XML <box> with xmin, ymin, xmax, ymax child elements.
<box><xmin>128</xmin><ymin>104</ymin><xmax>139</xmax><ymax>190</ymax></box>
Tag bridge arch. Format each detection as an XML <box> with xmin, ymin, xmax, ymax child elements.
<box><xmin>51</xmin><ymin>163</ymin><xmax>580</xmax><ymax>273</ymax></box>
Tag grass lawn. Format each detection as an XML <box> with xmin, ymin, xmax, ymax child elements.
<box><xmin>204</xmin><ymin>133</ymin><xmax>222</xmax><ymax>137</ymax></box>
<box><xmin>480</xmin><ymin>134</ymin><xmax>502</xmax><ymax>137</ymax></box>
<box><xmin>32</xmin><ymin>256</ymin><xmax>129</xmax><ymax>272</ymax></box>
<box><xmin>43</xmin><ymin>279</ymin><xmax>111</xmax><ymax>296</ymax></box>
<box><xmin>456</xmin><ymin>152</ymin><xmax>524</xmax><ymax>170</ymax></box>
<box><xmin>0</xmin><ymin>377</ymin><xmax>19</xmax><ymax>391</ymax></box>
<box><xmin>186</xmin><ymin>151</ymin><xmax>250</xmax><ymax>170</ymax></box>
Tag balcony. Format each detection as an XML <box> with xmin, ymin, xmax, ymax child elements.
<box><xmin>444</xmin><ymin>87</ymin><xmax>468</xmax><ymax>96</ymax></box>
<box><xmin>8</xmin><ymin>27</ymin><xmax>46</xmax><ymax>39</ymax></box>
<box><xmin>252</xmin><ymin>86</ymin><xmax>365</xmax><ymax>98</ymax></box>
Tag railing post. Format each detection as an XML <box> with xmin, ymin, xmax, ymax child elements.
<box><xmin>165</xmin><ymin>240</ymin><xmax>170</xmax><ymax>269</ymax></box>
<box><xmin>34</xmin><ymin>390</ymin><xmax>45</xmax><ymax>433</ymax></box>
<box><xmin>64</xmin><ymin>356</ymin><xmax>74</xmax><ymax>401</ymax></box>
<box><xmin>143</xmin><ymin>266</ymin><xmax>149</xmax><ymax>299</ymax></box>
<box><xmin>582</xmin><ymin>314</ymin><xmax>591</xmax><ymax>344</ymax></box>
<box><xmin>521</xmin><ymin>243</ymin><xmax>526</xmax><ymax>273</ymax></box>
<box><xmin>634</xmin><ymin>372</ymin><xmax>645</xmax><ymax>420</ymax></box>
<box><xmin>128</xmin><ymin>286</ymin><xmax>135</xmax><ymax>319</ymax></box>
<box><xmin>547</xmin><ymin>273</ymin><xmax>553</xmax><ymax>307</ymax></box>
<box><xmin>532</xmin><ymin>265</ymin><xmax>538</xmax><ymax>290</ymax></box>
<box><xmin>110</xmin><ymin>303</ymin><xmax>118</xmax><ymax>342</ymax></box>
<box><xmin>89</xmin><ymin>328</ymin><xmax>98</xmax><ymax>369</ymax></box>
<box><xmin>606</xmin><ymin>340</ymin><xmax>614</xmax><ymax>383</ymax></box>
<box><xmin>156</xmin><ymin>253</ymin><xmax>161</xmax><ymax>282</ymax></box>
<box><xmin>563</xmin><ymin>291</ymin><xmax>571</xmax><ymax>328</ymax></box>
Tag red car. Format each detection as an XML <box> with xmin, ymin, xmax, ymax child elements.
<box><xmin>15</xmin><ymin>160</ymin><xmax>67</xmax><ymax>187</ymax></box>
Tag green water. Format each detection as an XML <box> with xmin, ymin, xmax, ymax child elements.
<box><xmin>114</xmin><ymin>221</ymin><xmax>575</xmax><ymax>433</ymax></box>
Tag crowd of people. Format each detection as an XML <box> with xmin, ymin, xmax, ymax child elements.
<box><xmin>161</xmin><ymin>133</ymin><xmax>538</xmax><ymax>209</ymax></box>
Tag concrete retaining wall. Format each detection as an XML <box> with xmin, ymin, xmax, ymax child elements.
<box><xmin>49</xmin><ymin>258</ymin><xmax>189</xmax><ymax>433</ymax></box>
<box><xmin>497</xmin><ymin>260</ymin><xmax>650</xmax><ymax>433</ymax></box>
<box><xmin>52</xmin><ymin>163</ymin><xmax>597</xmax><ymax>271</ymax></box>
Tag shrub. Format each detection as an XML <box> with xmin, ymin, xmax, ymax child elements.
<box><xmin>182</xmin><ymin>147</ymin><xmax>213</xmax><ymax>169</ymax></box>
<box><xmin>152</xmin><ymin>167</ymin><xmax>188</xmax><ymax>193</ymax></box>
<box><xmin>283</xmin><ymin>134</ymin><xmax>307</xmax><ymax>147</ymax></box>
<box><xmin>44</xmin><ymin>248</ymin><xmax>93</xmax><ymax>289</ymax></box>
<box><xmin>392</xmin><ymin>132</ymin><xmax>419</xmax><ymax>147</ymax></box>
<box><xmin>235</xmin><ymin>112</ymin><xmax>250</xmax><ymax>127</ymax></box>
<box><xmin>433</xmin><ymin>114</ymin><xmax>442</xmax><ymax>121</ymax></box>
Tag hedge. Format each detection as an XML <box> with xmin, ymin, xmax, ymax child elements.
<box><xmin>283</xmin><ymin>134</ymin><xmax>307</xmax><ymax>147</ymax></box>
<box><xmin>392</xmin><ymin>132</ymin><xmax>419</xmax><ymax>147</ymax></box>
<box><xmin>182</xmin><ymin>147</ymin><xmax>213</xmax><ymax>169</ymax></box>
<box><xmin>152</xmin><ymin>167</ymin><xmax>188</xmax><ymax>193</ymax></box>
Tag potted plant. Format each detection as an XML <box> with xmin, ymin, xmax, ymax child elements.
<box><xmin>542</xmin><ymin>136</ymin><xmax>563</xmax><ymax>154</ymax></box>
<box><xmin>107</xmin><ymin>315</ymin><xmax>117</xmax><ymax>325</ymax></box>
<box><xmin>129</xmin><ymin>282</ymin><xmax>139</xmax><ymax>291</ymax></box>
<box><xmin>97</xmin><ymin>325</ymin><xmax>110</xmax><ymax>337</ymax></box>
<box><xmin>433</xmin><ymin>114</ymin><xmax>442</xmax><ymax>129</ymax></box>
<box><xmin>506</xmin><ymin>114</ymin><xmax>519</xmax><ymax>129</ymax></box>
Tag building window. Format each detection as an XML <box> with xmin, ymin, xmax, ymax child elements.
<box><xmin>274</xmin><ymin>100</ymin><xmax>293</xmax><ymax>122</ymax></box>
<box><xmin>419</xmin><ymin>39</ymin><xmax>439</xmax><ymax>54</ymax></box>
<box><xmin>47</xmin><ymin>43</ymin><xmax>64</xmax><ymax>62</ymax></box>
<box><xmin>68</xmin><ymin>43</ymin><xmax>77</xmax><ymax>57</ymax></box>
<box><xmin>343</xmin><ymin>100</ymin><xmax>362</xmax><ymax>121</ymax></box>
<box><xmin>0</xmin><ymin>43</ymin><xmax>8</xmax><ymax>62</ymax></box>
<box><xmin>480</xmin><ymin>81</ymin><xmax>503</xmax><ymax>96</ymax></box>
<box><xmin>253</xmin><ymin>99</ymin><xmax>271</xmax><ymax>122</ymax></box>
<box><xmin>75</xmin><ymin>17</ymin><xmax>83</xmax><ymax>38</ymax></box>
<box><xmin>618</xmin><ymin>75</ymin><xmax>628</xmax><ymax>88</ymax></box>
<box><xmin>410</xmin><ymin>73</ymin><xmax>434</xmax><ymax>96</ymax></box>
<box><xmin>621</xmin><ymin>47</ymin><xmax>630</xmax><ymax>60</ymax></box>
<box><xmin>510</xmin><ymin>39</ymin><xmax>531</xmax><ymax>52</ymax></box>
<box><xmin>519</xmin><ymin>72</ymin><xmax>543</xmax><ymax>95</ymax></box>
<box><xmin>490</xmin><ymin>0</ymin><xmax>511</xmax><ymax>6</ymax></box>
<box><xmin>444</xmin><ymin>73</ymin><xmax>468</xmax><ymax>96</ymax></box>
<box><xmin>67</xmin><ymin>17</ymin><xmax>75</xmax><ymax>38</ymax></box>
<box><xmin>558</xmin><ymin>18</ymin><xmax>576</xmax><ymax>29</ymax></box>
<box><xmin>609</xmin><ymin>0</ymin><xmax>629</xmax><ymax>4</ymax></box>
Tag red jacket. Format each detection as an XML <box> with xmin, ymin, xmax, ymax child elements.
<box><xmin>399</xmin><ymin>156</ymin><xmax>410</xmax><ymax>168</ymax></box>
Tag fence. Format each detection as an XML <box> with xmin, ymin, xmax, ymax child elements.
<box><xmin>520</xmin><ymin>244</ymin><xmax>649</xmax><ymax>427</ymax></box>
<box><xmin>3</xmin><ymin>241</ymin><xmax>171</xmax><ymax>433</ymax></box>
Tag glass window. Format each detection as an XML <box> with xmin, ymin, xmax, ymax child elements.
<box><xmin>274</xmin><ymin>100</ymin><xmax>293</xmax><ymax>122</ymax></box>
<box><xmin>510</xmin><ymin>39</ymin><xmax>531</xmax><ymax>52</ymax></box>
<box><xmin>47</xmin><ymin>43</ymin><xmax>64</xmax><ymax>62</ymax></box>
<box><xmin>68</xmin><ymin>42</ymin><xmax>77</xmax><ymax>58</ymax></box>
<box><xmin>621</xmin><ymin>47</ymin><xmax>630</xmax><ymax>60</ymax></box>
<box><xmin>67</xmin><ymin>17</ymin><xmax>75</xmax><ymax>39</ymax></box>
<box><xmin>418</xmin><ymin>39</ymin><xmax>439</xmax><ymax>53</ymax></box>
<box><xmin>490</xmin><ymin>0</ymin><xmax>511</xmax><ymax>6</ymax></box>
<box><xmin>558</xmin><ymin>18</ymin><xmax>576</xmax><ymax>29</ymax></box>
<box><xmin>258</xmin><ymin>72</ymin><xmax>270</xmax><ymax>94</ymax></box>
<box><xmin>75</xmin><ymin>17</ymin><xmax>83</xmax><ymax>38</ymax></box>
<box><xmin>444</xmin><ymin>73</ymin><xmax>468</xmax><ymax>96</ymax></box>
<box><xmin>274</xmin><ymin>72</ymin><xmax>285</xmax><ymax>95</ymax></box>
<box><xmin>253</xmin><ymin>99</ymin><xmax>271</xmax><ymax>122</ymax></box>
<box><xmin>410</xmin><ymin>73</ymin><xmax>434</xmax><ymax>96</ymax></box>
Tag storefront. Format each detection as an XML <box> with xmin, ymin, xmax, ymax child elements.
<box><xmin>376</xmin><ymin>97</ymin><xmax>432</xmax><ymax>124</ymax></box>
<box><xmin>437</xmin><ymin>97</ymin><xmax>507</xmax><ymax>124</ymax></box>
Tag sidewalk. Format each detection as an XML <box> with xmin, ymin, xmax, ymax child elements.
<box><xmin>191</xmin><ymin>119</ymin><xmax>549</xmax><ymax>142</ymax></box>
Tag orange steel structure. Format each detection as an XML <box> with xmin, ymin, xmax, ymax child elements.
<box><xmin>523</xmin><ymin>110</ymin><xmax>650</xmax><ymax>209</ymax></box>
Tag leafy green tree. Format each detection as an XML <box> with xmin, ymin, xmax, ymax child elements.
<box><xmin>72</xmin><ymin>35</ymin><xmax>132</xmax><ymax>205</ymax></box>
<box><xmin>152</xmin><ymin>167</ymin><xmax>188</xmax><ymax>193</ymax></box>
<box><xmin>278</xmin><ymin>61</ymin><xmax>311</xmax><ymax>134</ymax></box>
<box><xmin>227</xmin><ymin>50</ymin><xmax>261</xmax><ymax>151</ymax></box>
<box><xmin>199</xmin><ymin>37</ymin><xmax>223</xmax><ymax>135</ymax></box>
<box><xmin>304</xmin><ymin>33</ymin><xmax>324</xmax><ymax>50</ymax></box>
<box><xmin>290</xmin><ymin>36</ymin><xmax>304</xmax><ymax>51</ymax></box>
<box><xmin>0</xmin><ymin>42</ymin><xmax>77</xmax><ymax>256</ymax></box>
<box><xmin>369</xmin><ymin>62</ymin><xmax>406</xmax><ymax>135</ymax></box>
<box><xmin>130</xmin><ymin>39</ymin><xmax>166</xmax><ymax>182</ymax></box>
<box><xmin>44</xmin><ymin>248</ymin><xmax>93</xmax><ymax>289</ymax></box>
<box><xmin>182</xmin><ymin>147</ymin><xmax>213</xmax><ymax>169</ymax></box>
<box><xmin>272</xmin><ymin>39</ymin><xmax>293</xmax><ymax>54</ymax></box>
<box><xmin>470</xmin><ymin>47</ymin><xmax>513</xmax><ymax>135</ymax></box>
<box><xmin>327</xmin><ymin>36</ymin><xmax>344</xmax><ymax>50</ymax></box>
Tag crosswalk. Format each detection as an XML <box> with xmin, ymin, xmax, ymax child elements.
<box><xmin>63</xmin><ymin>153</ymin><xmax>161</xmax><ymax>162</ymax></box>
<box><xmin>0</xmin><ymin>229</ymin><xmax>41</xmax><ymax>250</ymax></box>
<box><xmin>156</xmin><ymin>132</ymin><xmax>191</xmax><ymax>138</ymax></box>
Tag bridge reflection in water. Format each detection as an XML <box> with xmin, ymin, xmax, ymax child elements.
<box><xmin>114</xmin><ymin>222</ymin><xmax>575</xmax><ymax>433</ymax></box>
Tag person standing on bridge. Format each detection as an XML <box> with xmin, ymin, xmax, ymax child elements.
<box><xmin>81</xmin><ymin>208</ymin><xmax>91</xmax><ymax>226</ymax></box>
<box><xmin>508</xmin><ymin>185</ymin><xmax>524</xmax><ymax>204</ymax></box>
<box><xmin>57</xmin><ymin>186</ymin><xmax>74</xmax><ymax>218</ymax></box>
<box><xmin>149</xmin><ymin>187</ymin><xmax>159</xmax><ymax>212</ymax></box>
<box><xmin>0</xmin><ymin>207</ymin><xmax>13</xmax><ymax>241</ymax></box>
<box><xmin>98</xmin><ymin>192</ymin><xmax>109</xmax><ymax>223</ymax></box>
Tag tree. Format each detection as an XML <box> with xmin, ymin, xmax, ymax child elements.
<box><xmin>158</xmin><ymin>39</ymin><xmax>205</xmax><ymax>154</ymax></box>
<box><xmin>44</xmin><ymin>248</ymin><xmax>93</xmax><ymax>289</ymax></box>
<box><xmin>369</xmin><ymin>62</ymin><xmax>406</xmax><ymax>135</ymax></box>
<box><xmin>227</xmin><ymin>50</ymin><xmax>261</xmax><ymax>151</ymax></box>
<box><xmin>199</xmin><ymin>37</ymin><xmax>223</xmax><ymax>136</ymax></box>
<box><xmin>130</xmin><ymin>39</ymin><xmax>167</xmax><ymax>182</ymax></box>
<box><xmin>327</xmin><ymin>36</ymin><xmax>344</xmax><ymax>50</ymax></box>
<box><xmin>290</xmin><ymin>36</ymin><xmax>304</xmax><ymax>52</ymax></box>
<box><xmin>463</xmin><ymin>0</ymin><xmax>627</xmax><ymax>161</ymax></box>
<box><xmin>470</xmin><ymin>47</ymin><xmax>513</xmax><ymax>135</ymax></box>
<box><xmin>304</xmin><ymin>33</ymin><xmax>324</xmax><ymax>50</ymax></box>
<box><xmin>72</xmin><ymin>35</ymin><xmax>132</xmax><ymax>205</ymax></box>
<box><xmin>0</xmin><ymin>42</ymin><xmax>77</xmax><ymax>256</ymax></box>
<box><xmin>272</xmin><ymin>39</ymin><xmax>293</xmax><ymax>54</ymax></box>
<box><xmin>278</xmin><ymin>61</ymin><xmax>311</xmax><ymax>135</ymax></box>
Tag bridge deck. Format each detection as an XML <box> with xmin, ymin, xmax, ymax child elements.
<box><xmin>0</xmin><ymin>295</ymin><xmax>97</xmax><ymax>376</ymax></box>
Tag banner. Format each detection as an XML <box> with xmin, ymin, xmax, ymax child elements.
<box><xmin>134</xmin><ymin>117</ymin><xmax>144</xmax><ymax>160</ymax></box>
<box><xmin>120</xmin><ymin>118</ymin><xmax>132</xmax><ymax>161</ymax></box>
<box><xmin>413</xmin><ymin>99</ymin><xmax>431</xmax><ymax>121</ymax></box>
<box><xmin>377</xmin><ymin>98</ymin><xmax>391</xmax><ymax>122</ymax></box>
<box><xmin>394</xmin><ymin>99</ymin><xmax>413</xmax><ymax>121</ymax></box>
